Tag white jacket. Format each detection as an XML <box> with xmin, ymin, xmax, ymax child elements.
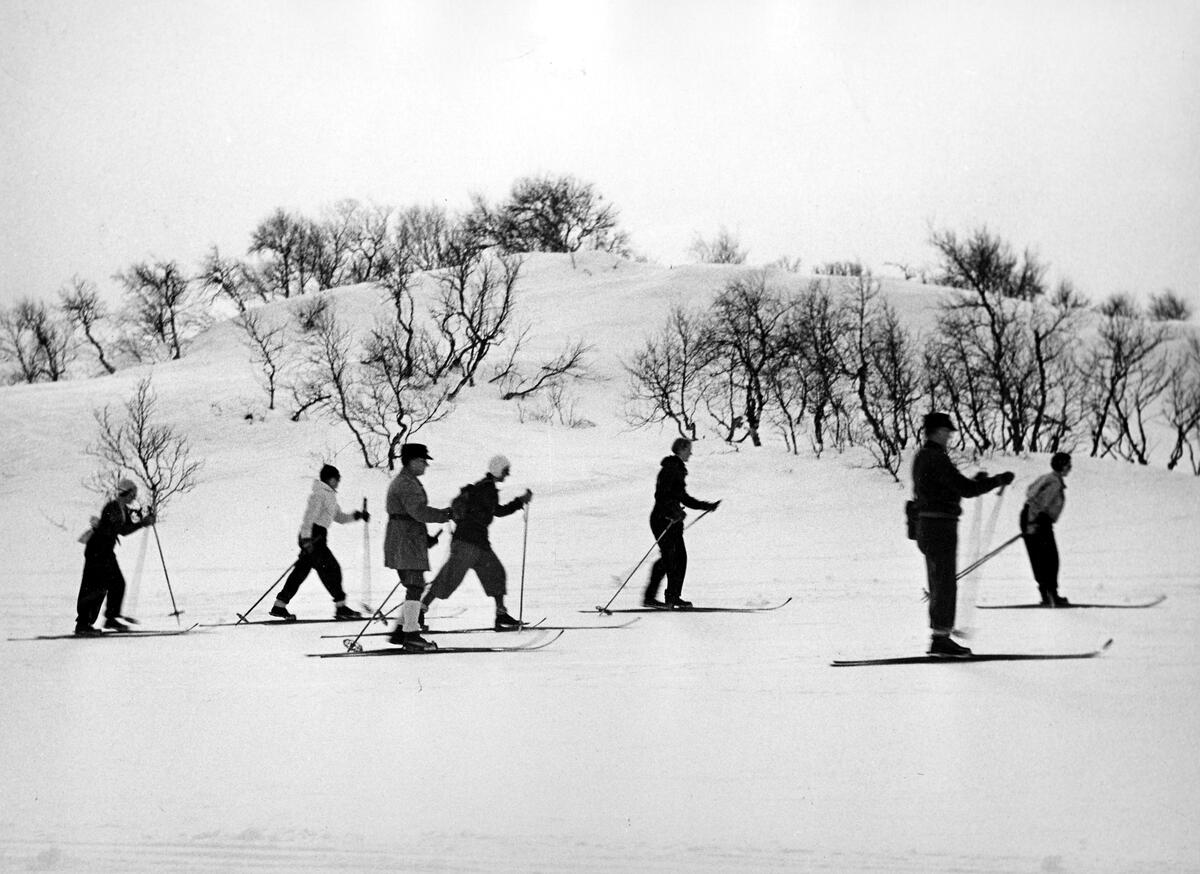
<box><xmin>298</xmin><ymin>479</ymin><xmax>355</xmax><ymax>539</ymax></box>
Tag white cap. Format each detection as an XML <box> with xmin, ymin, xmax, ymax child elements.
<box><xmin>488</xmin><ymin>455</ymin><xmax>511</xmax><ymax>478</ymax></box>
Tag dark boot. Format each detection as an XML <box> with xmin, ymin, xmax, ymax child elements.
<box><xmin>269</xmin><ymin>604</ymin><xmax>297</xmax><ymax>621</ymax></box>
<box><xmin>494</xmin><ymin>611</ymin><xmax>523</xmax><ymax>631</ymax></box>
<box><xmin>928</xmin><ymin>635</ymin><xmax>973</xmax><ymax>657</ymax></box>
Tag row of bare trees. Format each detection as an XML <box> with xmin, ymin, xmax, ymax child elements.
<box><xmin>626</xmin><ymin>228</ymin><xmax>1200</xmax><ymax>477</ymax></box>
<box><xmin>236</xmin><ymin>250</ymin><xmax>591</xmax><ymax>470</ymax></box>
<box><xmin>2</xmin><ymin>174</ymin><xmax>628</xmax><ymax>385</ymax></box>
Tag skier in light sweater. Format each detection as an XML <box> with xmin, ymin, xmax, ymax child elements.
<box><xmin>270</xmin><ymin>464</ymin><xmax>369</xmax><ymax>621</ymax></box>
<box><xmin>1020</xmin><ymin>452</ymin><xmax>1072</xmax><ymax>607</ymax></box>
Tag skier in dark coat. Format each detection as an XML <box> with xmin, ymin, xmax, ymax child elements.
<box><xmin>1020</xmin><ymin>452</ymin><xmax>1072</xmax><ymax>606</ymax></box>
<box><xmin>911</xmin><ymin>412</ymin><xmax>1013</xmax><ymax>656</ymax></box>
<box><xmin>75</xmin><ymin>478</ymin><xmax>156</xmax><ymax>635</ymax></box>
<box><xmin>421</xmin><ymin>455</ymin><xmax>532</xmax><ymax>631</ymax></box>
<box><xmin>644</xmin><ymin>438</ymin><xmax>720</xmax><ymax>609</ymax></box>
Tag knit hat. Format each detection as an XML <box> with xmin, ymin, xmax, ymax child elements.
<box><xmin>1051</xmin><ymin>452</ymin><xmax>1072</xmax><ymax>472</ymax></box>
<box><xmin>488</xmin><ymin>455</ymin><xmax>511</xmax><ymax>478</ymax></box>
<box><xmin>319</xmin><ymin>464</ymin><xmax>341</xmax><ymax>484</ymax></box>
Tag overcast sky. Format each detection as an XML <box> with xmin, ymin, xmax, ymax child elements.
<box><xmin>2</xmin><ymin>0</ymin><xmax>1198</xmax><ymax>310</ymax></box>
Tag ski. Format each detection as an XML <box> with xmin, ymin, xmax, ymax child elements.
<box><xmin>309</xmin><ymin>629</ymin><xmax>565</xmax><ymax>658</ymax></box>
<box><xmin>584</xmin><ymin>597</ymin><xmax>792</xmax><ymax>615</ymax></box>
<box><xmin>978</xmin><ymin>595</ymin><xmax>1166</xmax><ymax>610</ymax></box>
<box><xmin>319</xmin><ymin>616</ymin><xmax>640</xmax><ymax>640</ymax></box>
<box><xmin>831</xmin><ymin>638</ymin><xmax>1114</xmax><ymax>667</ymax></box>
<box><xmin>12</xmin><ymin>623</ymin><xmax>201</xmax><ymax>642</ymax></box>
<box><xmin>204</xmin><ymin>615</ymin><xmax>390</xmax><ymax>628</ymax></box>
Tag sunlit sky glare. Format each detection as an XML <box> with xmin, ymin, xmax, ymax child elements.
<box><xmin>2</xmin><ymin>0</ymin><xmax>1198</xmax><ymax>310</ymax></box>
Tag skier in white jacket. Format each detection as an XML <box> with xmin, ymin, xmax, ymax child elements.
<box><xmin>271</xmin><ymin>465</ymin><xmax>368</xmax><ymax>621</ymax></box>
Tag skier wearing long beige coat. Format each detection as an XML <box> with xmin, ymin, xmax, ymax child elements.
<box><xmin>384</xmin><ymin>443</ymin><xmax>450</xmax><ymax>649</ymax></box>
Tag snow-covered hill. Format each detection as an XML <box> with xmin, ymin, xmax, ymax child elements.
<box><xmin>1</xmin><ymin>253</ymin><xmax>1197</xmax><ymax>872</ymax></box>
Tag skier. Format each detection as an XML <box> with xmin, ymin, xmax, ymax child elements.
<box><xmin>643</xmin><ymin>437</ymin><xmax>720</xmax><ymax>609</ymax></box>
<box><xmin>270</xmin><ymin>464</ymin><xmax>369</xmax><ymax>621</ymax></box>
<box><xmin>1020</xmin><ymin>452</ymin><xmax>1072</xmax><ymax>607</ymax></box>
<box><xmin>75</xmin><ymin>478</ymin><xmax>156</xmax><ymax>635</ymax></box>
<box><xmin>384</xmin><ymin>443</ymin><xmax>451</xmax><ymax>650</ymax></box>
<box><xmin>911</xmin><ymin>412</ymin><xmax>1014</xmax><ymax>656</ymax></box>
<box><xmin>420</xmin><ymin>455</ymin><xmax>532</xmax><ymax>631</ymax></box>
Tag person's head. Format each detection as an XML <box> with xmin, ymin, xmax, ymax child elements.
<box><xmin>319</xmin><ymin>464</ymin><xmax>341</xmax><ymax>489</ymax></box>
<box><xmin>115</xmin><ymin>478</ymin><xmax>138</xmax><ymax>504</ymax></box>
<box><xmin>401</xmin><ymin>443</ymin><xmax>433</xmax><ymax>475</ymax></box>
<box><xmin>922</xmin><ymin>411</ymin><xmax>956</xmax><ymax>447</ymax></box>
<box><xmin>488</xmin><ymin>455</ymin><xmax>511</xmax><ymax>482</ymax></box>
<box><xmin>671</xmin><ymin>437</ymin><xmax>693</xmax><ymax>462</ymax></box>
<box><xmin>1051</xmin><ymin>452</ymin><xmax>1072</xmax><ymax>475</ymax></box>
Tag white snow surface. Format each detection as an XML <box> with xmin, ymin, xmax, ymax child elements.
<box><xmin>2</xmin><ymin>254</ymin><xmax>1198</xmax><ymax>872</ymax></box>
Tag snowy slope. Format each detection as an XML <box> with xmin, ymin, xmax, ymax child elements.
<box><xmin>1</xmin><ymin>253</ymin><xmax>1198</xmax><ymax>872</ymax></box>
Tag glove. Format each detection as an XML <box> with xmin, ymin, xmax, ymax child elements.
<box><xmin>522</xmin><ymin>490</ymin><xmax>533</xmax><ymax>505</ymax></box>
<box><xmin>299</xmin><ymin>537</ymin><xmax>316</xmax><ymax>555</ymax></box>
<box><xmin>973</xmin><ymin>471</ymin><xmax>990</xmax><ymax>483</ymax></box>
<box><xmin>706</xmin><ymin>500</ymin><xmax>721</xmax><ymax>512</ymax></box>
<box><xmin>140</xmin><ymin>510</ymin><xmax>157</xmax><ymax>527</ymax></box>
<box><xmin>996</xmin><ymin>471</ymin><xmax>1015</xmax><ymax>486</ymax></box>
<box><xmin>426</xmin><ymin>531</ymin><xmax>441</xmax><ymax>548</ymax></box>
<box><xmin>355</xmin><ymin>509</ymin><xmax>371</xmax><ymax>522</ymax></box>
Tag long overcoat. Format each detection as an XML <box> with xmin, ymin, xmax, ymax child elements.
<box><xmin>383</xmin><ymin>469</ymin><xmax>450</xmax><ymax>571</ymax></box>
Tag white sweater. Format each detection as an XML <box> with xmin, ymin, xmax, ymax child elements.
<box><xmin>298</xmin><ymin>479</ymin><xmax>355</xmax><ymax>538</ymax></box>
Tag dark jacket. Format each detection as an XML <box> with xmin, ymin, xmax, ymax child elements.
<box><xmin>652</xmin><ymin>455</ymin><xmax>715</xmax><ymax>520</ymax></box>
<box><xmin>911</xmin><ymin>440</ymin><xmax>997</xmax><ymax>519</ymax></box>
<box><xmin>85</xmin><ymin>500</ymin><xmax>146</xmax><ymax>556</ymax></box>
<box><xmin>453</xmin><ymin>474</ymin><xmax>523</xmax><ymax>548</ymax></box>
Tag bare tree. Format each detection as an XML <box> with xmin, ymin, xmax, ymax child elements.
<box><xmin>87</xmin><ymin>376</ymin><xmax>202</xmax><ymax>514</ymax></box>
<box><xmin>1164</xmin><ymin>336</ymin><xmax>1200</xmax><ymax>474</ymax></box>
<box><xmin>624</xmin><ymin>305</ymin><xmax>715</xmax><ymax>440</ymax></box>
<box><xmin>813</xmin><ymin>260</ymin><xmax>865</xmax><ymax>277</ymax></box>
<box><xmin>236</xmin><ymin>309</ymin><xmax>288</xmax><ymax>410</ymax></box>
<box><xmin>341</xmin><ymin>200</ymin><xmax>394</xmax><ymax>283</ymax></box>
<box><xmin>0</xmin><ymin>298</ymin><xmax>75</xmax><ymax>382</ymax></box>
<box><xmin>249</xmin><ymin>208</ymin><xmax>308</xmax><ymax>297</ymax></box>
<box><xmin>395</xmin><ymin>203</ymin><xmax>459</xmax><ymax>271</ymax></box>
<box><xmin>114</xmin><ymin>259</ymin><xmax>199</xmax><ymax>360</ymax></box>
<box><xmin>496</xmin><ymin>338</ymin><xmax>594</xmax><ymax>400</ymax></box>
<box><xmin>470</xmin><ymin>174</ymin><xmax>631</xmax><ymax>256</ymax></box>
<box><xmin>689</xmin><ymin>227</ymin><xmax>748</xmax><ymax>264</ymax></box>
<box><xmin>930</xmin><ymin>225</ymin><xmax>1048</xmax><ymax>301</ymax></box>
<box><xmin>1148</xmin><ymin>289</ymin><xmax>1192</xmax><ymax>322</ymax></box>
<box><xmin>1081</xmin><ymin>308</ymin><xmax>1170</xmax><ymax>462</ymax></box>
<box><xmin>59</xmin><ymin>277</ymin><xmax>117</xmax><ymax>374</ymax></box>
<box><xmin>196</xmin><ymin>246</ymin><xmax>272</xmax><ymax>313</ymax></box>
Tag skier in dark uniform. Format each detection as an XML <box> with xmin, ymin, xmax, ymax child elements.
<box><xmin>643</xmin><ymin>437</ymin><xmax>720</xmax><ymax>609</ymax></box>
<box><xmin>420</xmin><ymin>455</ymin><xmax>532</xmax><ymax>631</ymax></box>
<box><xmin>911</xmin><ymin>412</ymin><xmax>1014</xmax><ymax>656</ymax></box>
<box><xmin>75</xmin><ymin>478</ymin><xmax>156</xmax><ymax>635</ymax></box>
<box><xmin>270</xmin><ymin>464</ymin><xmax>369</xmax><ymax>621</ymax></box>
<box><xmin>1020</xmin><ymin>452</ymin><xmax>1072</xmax><ymax>607</ymax></box>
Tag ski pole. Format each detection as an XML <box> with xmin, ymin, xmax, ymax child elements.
<box><xmin>343</xmin><ymin>576</ymin><xmax>405</xmax><ymax>653</ymax></box>
<box><xmin>957</xmin><ymin>533</ymin><xmax>1021</xmax><ymax>580</ymax></box>
<box><xmin>360</xmin><ymin>497</ymin><xmax>372</xmax><ymax>614</ymax></box>
<box><xmin>597</xmin><ymin>508</ymin><xmax>713</xmax><ymax>614</ymax></box>
<box><xmin>149</xmin><ymin>523</ymin><xmax>183</xmax><ymax>625</ymax></box>
<box><xmin>518</xmin><ymin>502</ymin><xmax>529</xmax><ymax>628</ymax></box>
<box><xmin>235</xmin><ymin>560</ymin><xmax>297</xmax><ymax>624</ymax></box>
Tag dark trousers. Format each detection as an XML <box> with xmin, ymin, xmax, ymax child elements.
<box><xmin>1022</xmin><ymin>525</ymin><xmax>1060</xmax><ymax>600</ymax></box>
<box><xmin>917</xmin><ymin>517</ymin><xmax>958</xmax><ymax>635</ymax></box>
<box><xmin>76</xmin><ymin>550</ymin><xmax>126</xmax><ymax>628</ymax></box>
<box><xmin>278</xmin><ymin>539</ymin><xmax>345</xmax><ymax>603</ymax></box>
<box><xmin>645</xmin><ymin>513</ymin><xmax>687</xmax><ymax>602</ymax></box>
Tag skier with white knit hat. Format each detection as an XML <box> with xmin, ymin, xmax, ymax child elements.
<box><xmin>420</xmin><ymin>454</ymin><xmax>532</xmax><ymax>632</ymax></box>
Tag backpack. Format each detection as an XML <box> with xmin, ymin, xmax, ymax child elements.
<box><xmin>450</xmin><ymin>483</ymin><xmax>476</xmax><ymax>522</ymax></box>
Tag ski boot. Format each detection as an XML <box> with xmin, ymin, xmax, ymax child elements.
<box><xmin>494</xmin><ymin>611</ymin><xmax>523</xmax><ymax>632</ymax></box>
<box><xmin>928</xmin><ymin>635</ymin><xmax>973</xmax><ymax>657</ymax></box>
<box><xmin>334</xmin><ymin>604</ymin><xmax>363</xmax><ymax>620</ymax></box>
<box><xmin>269</xmin><ymin>604</ymin><xmax>298</xmax><ymax>622</ymax></box>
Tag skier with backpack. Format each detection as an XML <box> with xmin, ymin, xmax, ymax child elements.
<box><xmin>75</xmin><ymin>478</ymin><xmax>156</xmax><ymax>635</ymax></box>
<box><xmin>911</xmin><ymin>412</ymin><xmax>1014</xmax><ymax>656</ymax></box>
<box><xmin>269</xmin><ymin>464</ymin><xmax>369</xmax><ymax>621</ymax></box>
<box><xmin>384</xmin><ymin>443</ymin><xmax>451</xmax><ymax>650</ymax></box>
<box><xmin>420</xmin><ymin>455</ymin><xmax>532</xmax><ymax>631</ymax></box>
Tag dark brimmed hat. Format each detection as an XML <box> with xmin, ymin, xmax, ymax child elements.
<box><xmin>923</xmin><ymin>411</ymin><xmax>956</xmax><ymax>433</ymax></box>
<box><xmin>401</xmin><ymin>443</ymin><xmax>433</xmax><ymax>464</ymax></box>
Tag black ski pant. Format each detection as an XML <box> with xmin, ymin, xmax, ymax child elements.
<box><xmin>278</xmin><ymin>539</ymin><xmax>345</xmax><ymax>603</ymax></box>
<box><xmin>1022</xmin><ymin>524</ymin><xmax>1060</xmax><ymax>601</ymax></box>
<box><xmin>916</xmin><ymin>516</ymin><xmax>958</xmax><ymax>636</ymax></box>
<box><xmin>76</xmin><ymin>550</ymin><xmax>126</xmax><ymax>628</ymax></box>
<box><xmin>645</xmin><ymin>513</ymin><xmax>687</xmax><ymax>602</ymax></box>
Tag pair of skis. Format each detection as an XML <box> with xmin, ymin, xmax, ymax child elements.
<box><xmin>11</xmin><ymin>623</ymin><xmax>201</xmax><ymax>642</ymax></box>
<box><xmin>311</xmin><ymin>629</ymin><xmax>566</xmax><ymax>658</ymax></box>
